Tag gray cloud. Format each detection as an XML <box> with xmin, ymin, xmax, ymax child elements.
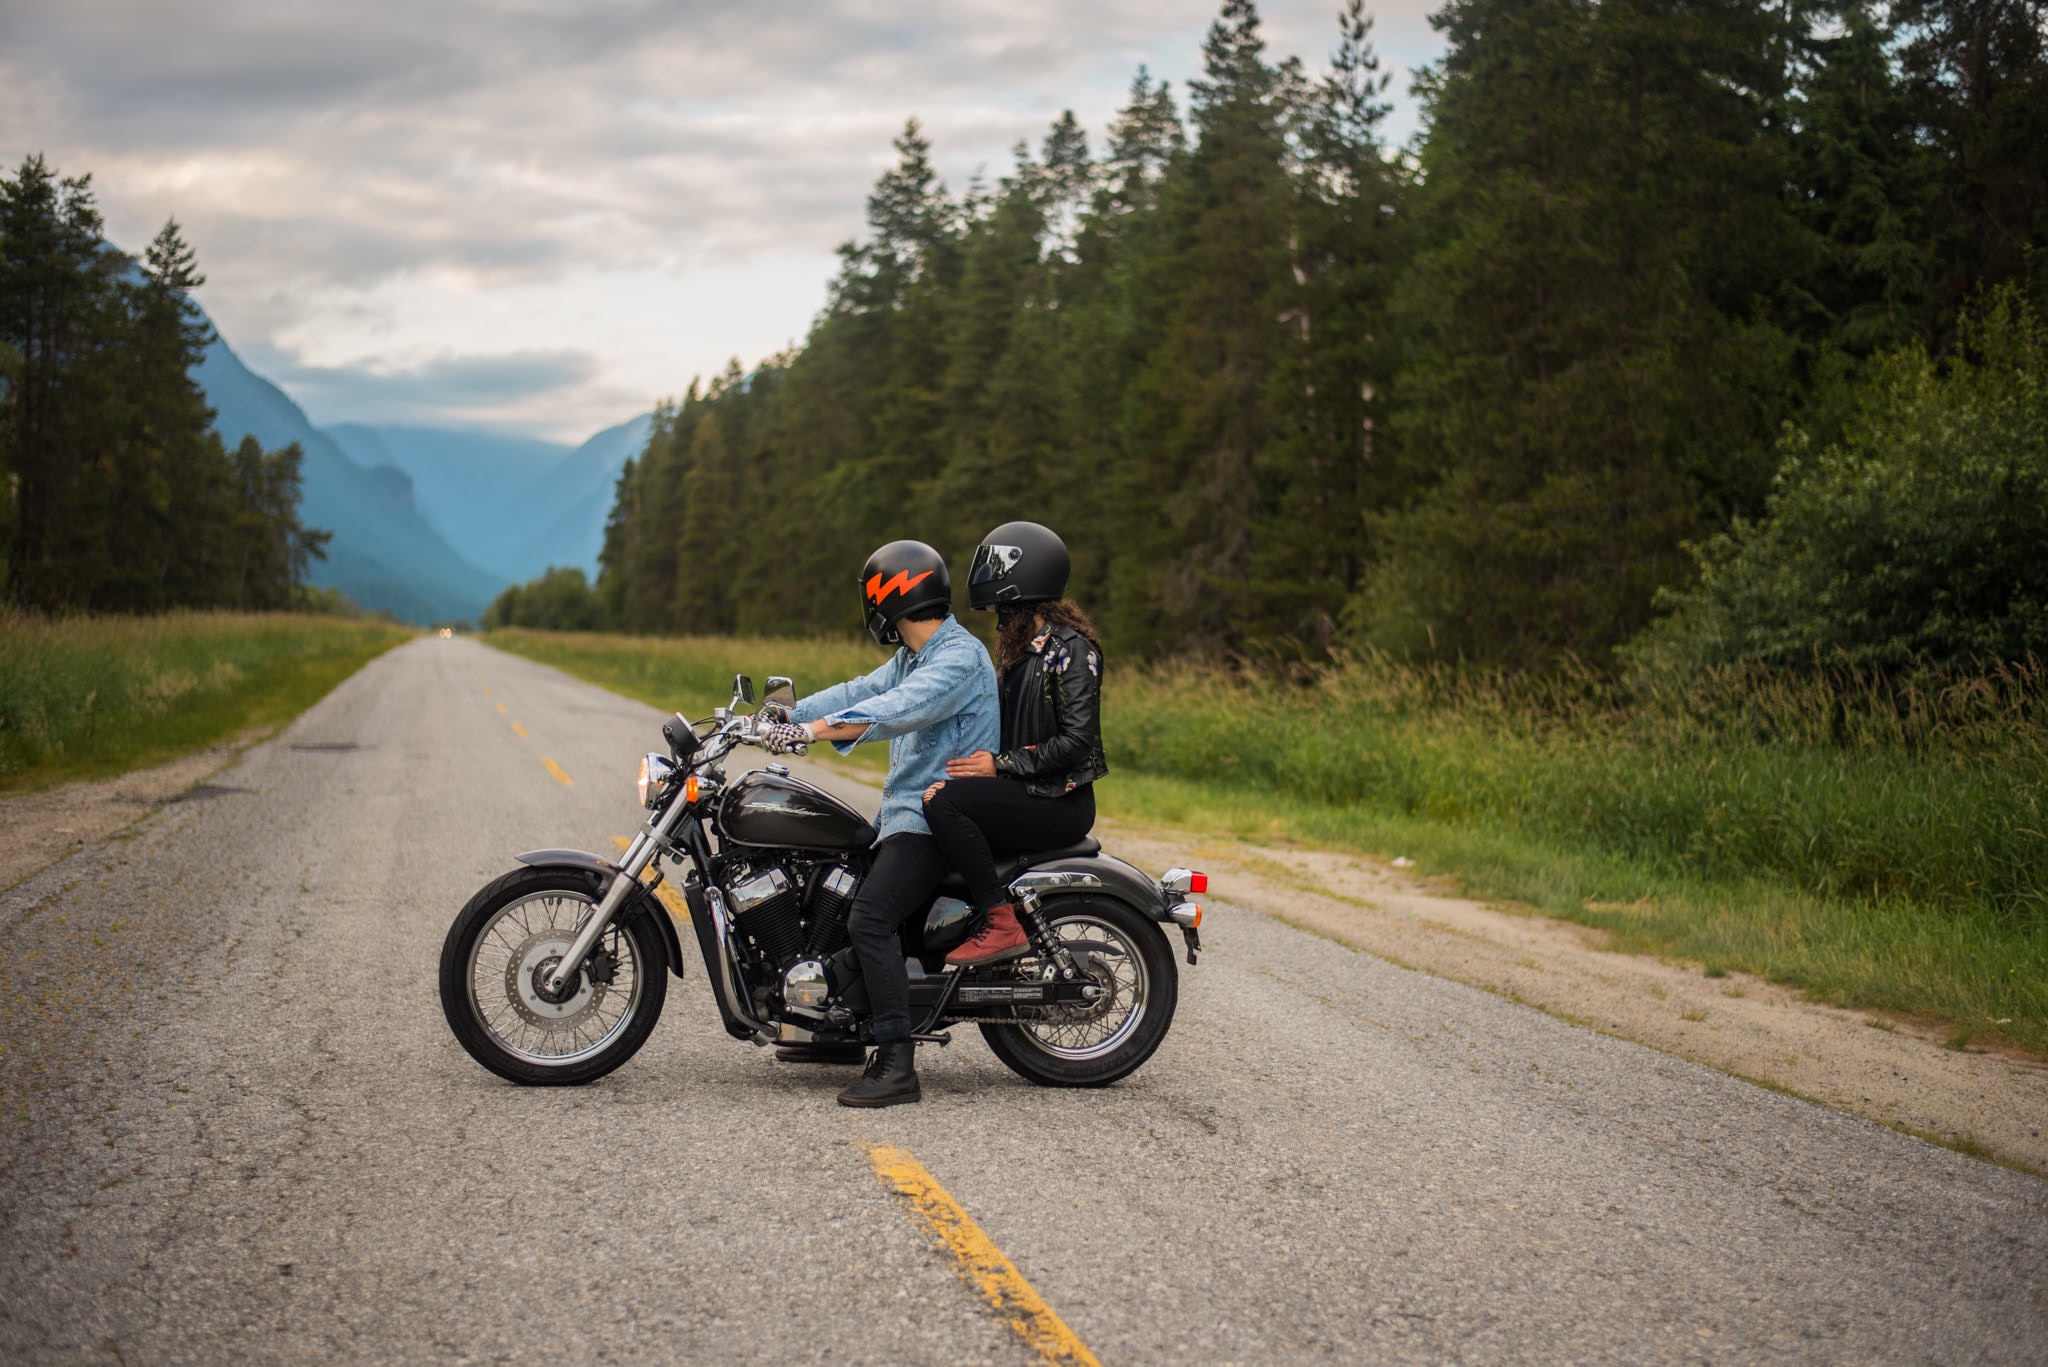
<box><xmin>3</xmin><ymin>0</ymin><xmax>1445</xmax><ymax>437</ymax></box>
<box><xmin>252</xmin><ymin>345</ymin><xmax>624</xmax><ymax>429</ymax></box>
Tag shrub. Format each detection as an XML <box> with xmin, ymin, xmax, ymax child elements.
<box><xmin>1637</xmin><ymin>286</ymin><xmax>2048</xmax><ymax>669</ymax></box>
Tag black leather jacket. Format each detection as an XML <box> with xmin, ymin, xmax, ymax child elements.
<box><xmin>993</xmin><ymin>623</ymin><xmax>1109</xmax><ymax>797</ymax></box>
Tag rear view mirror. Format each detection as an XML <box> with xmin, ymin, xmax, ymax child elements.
<box><xmin>765</xmin><ymin>676</ymin><xmax>795</xmax><ymax>708</ymax></box>
<box><xmin>733</xmin><ymin>673</ymin><xmax>754</xmax><ymax>704</ymax></box>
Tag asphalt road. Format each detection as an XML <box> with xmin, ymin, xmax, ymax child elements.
<box><xmin>2</xmin><ymin>636</ymin><xmax>2043</xmax><ymax>1365</ymax></box>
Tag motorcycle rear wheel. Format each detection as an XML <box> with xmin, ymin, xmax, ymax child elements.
<box><xmin>978</xmin><ymin>898</ymin><xmax>1177</xmax><ymax>1088</ymax></box>
<box><xmin>439</xmin><ymin>866</ymin><xmax>667</xmax><ymax>1086</ymax></box>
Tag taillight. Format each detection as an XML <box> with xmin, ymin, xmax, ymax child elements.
<box><xmin>1189</xmin><ymin>872</ymin><xmax>1208</xmax><ymax>894</ymax></box>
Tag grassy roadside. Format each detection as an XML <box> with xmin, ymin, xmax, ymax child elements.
<box><xmin>486</xmin><ymin>628</ymin><xmax>2047</xmax><ymax>1056</ymax></box>
<box><xmin>485</xmin><ymin>628</ymin><xmax>891</xmax><ymax>774</ymax></box>
<box><xmin>0</xmin><ymin>609</ymin><xmax>412</xmax><ymax>791</ymax></box>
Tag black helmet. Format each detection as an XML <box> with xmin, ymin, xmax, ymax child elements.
<box><xmin>860</xmin><ymin>540</ymin><xmax>951</xmax><ymax>646</ymax></box>
<box><xmin>968</xmin><ymin>521</ymin><xmax>1069</xmax><ymax>610</ymax></box>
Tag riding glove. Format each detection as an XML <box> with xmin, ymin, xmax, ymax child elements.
<box><xmin>757</xmin><ymin>722</ymin><xmax>810</xmax><ymax>756</ymax></box>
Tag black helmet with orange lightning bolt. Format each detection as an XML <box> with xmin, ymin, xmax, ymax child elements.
<box><xmin>858</xmin><ymin>540</ymin><xmax>952</xmax><ymax>647</ymax></box>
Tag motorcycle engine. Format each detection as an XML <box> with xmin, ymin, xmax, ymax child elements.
<box><xmin>804</xmin><ymin>866</ymin><xmax>859</xmax><ymax>959</ymax></box>
<box><xmin>725</xmin><ymin>864</ymin><xmax>806</xmax><ymax>968</ymax></box>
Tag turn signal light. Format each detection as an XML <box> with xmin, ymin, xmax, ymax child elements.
<box><xmin>1189</xmin><ymin>872</ymin><xmax>1208</xmax><ymax>894</ymax></box>
<box><xmin>683</xmin><ymin>775</ymin><xmax>701</xmax><ymax>804</ymax></box>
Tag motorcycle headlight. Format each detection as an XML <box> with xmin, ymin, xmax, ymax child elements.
<box><xmin>637</xmin><ymin>752</ymin><xmax>677</xmax><ymax>809</ymax></box>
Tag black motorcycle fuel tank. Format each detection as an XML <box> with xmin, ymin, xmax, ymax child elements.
<box><xmin>718</xmin><ymin>768</ymin><xmax>874</xmax><ymax>851</ymax></box>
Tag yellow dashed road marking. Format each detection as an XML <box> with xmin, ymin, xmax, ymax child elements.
<box><xmin>612</xmin><ymin>835</ymin><xmax>691</xmax><ymax>922</ymax></box>
<box><xmin>511</xmin><ymin>722</ymin><xmax>530</xmax><ymax>739</ymax></box>
<box><xmin>866</xmin><ymin>1145</ymin><xmax>1102</xmax><ymax>1367</ymax></box>
<box><xmin>542</xmin><ymin>757</ymin><xmax>574</xmax><ymax>787</ymax></box>
<box><xmin>495</xmin><ymin>701</ymin><xmax>509</xmax><ymax>715</ymax></box>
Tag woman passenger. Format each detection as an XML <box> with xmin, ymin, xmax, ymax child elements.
<box><xmin>922</xmin><ymin>522</ymin><xmax>1107</xmax><ymax>965</ymax></box>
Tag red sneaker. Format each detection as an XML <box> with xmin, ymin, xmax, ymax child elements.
<box><xmin>947</xmin><ymin>902</ymin><xmax>1030</xmax><ymax>966</ymax></box>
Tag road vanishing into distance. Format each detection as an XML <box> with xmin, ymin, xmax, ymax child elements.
<box><xmin>3</xmin><ymin>637</ymin><xmax>2043</xmax><ymax>1364</ymax></box>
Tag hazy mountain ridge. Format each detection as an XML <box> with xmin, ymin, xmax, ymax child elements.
<box><xmin>195</xmin><ymin>334</ymin><xmax>508</xmax><ymax>624</ymax></box>
<box><xmin>193</xmin><ymin>319</ymin><xmax>650</xmax><ymax>623</ymax></box>
<box><xmin>325</xmin><ymin>414</ymin><xmax>651</xmax><ymax>588</ymax></box>
<box><xmin>326</xmin><ymin>424</ymin><xmax>569</xmax><ymax>579</ymax></box>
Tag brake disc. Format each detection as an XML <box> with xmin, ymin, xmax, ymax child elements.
<box><xmin>505</xmin><ymin>930</ymin><xmax>609</xmax><ymax>1029</ymax></box>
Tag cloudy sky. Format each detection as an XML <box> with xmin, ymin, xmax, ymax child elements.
<box><xmin>4</xmin><ymin>0</ymin><xmax>1445</xmax><ymax>441</ymax></box>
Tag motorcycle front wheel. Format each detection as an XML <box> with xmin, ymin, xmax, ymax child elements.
<box><xmin>979</xmin><ymin>897</ymin><xmax>1178</xmax><ymax>1088</ymax></box>
<box><xmin>439</xmin><ymin>866</ymin><xmax>667</xmax><ymax>1086</ymax></box>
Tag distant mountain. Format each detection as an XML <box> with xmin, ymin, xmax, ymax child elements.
<box><xmin>518</xmin><ymin>415</ymin><xmax>652</xmax><ymax>580</ymax></box>
<box><xmin>325</xmin><ymin>414</ymin><xmax>651</xmax><ymax>585</ymax></box>
<box><xmin>195</xmin><ymin>337</ymin><xmax>507</xmax><ymax>624</ymax></box>
<box><xmin>326</xmin><ymin>424</ymin><xmax>571</xmax><ymax>579</ymax></box>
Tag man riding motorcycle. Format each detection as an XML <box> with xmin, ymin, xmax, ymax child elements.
<box><xmin>758</xmin><ymin>539</ymin><xmax>998</xmax><ymax>1107</ymax></box>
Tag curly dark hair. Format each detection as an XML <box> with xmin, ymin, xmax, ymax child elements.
<box><xmin>995</xmin><ymin>598</ymin><xmax>1102</xmax><ymax>674</ymax></box>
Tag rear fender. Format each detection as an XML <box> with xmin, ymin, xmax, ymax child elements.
<box><xmin>1018</xmin><ymin>853</ymin><xmax>1200</xmax><ymax>966</ymax></box>
<box><xmin>1016</xmin><ymin>852</ymin><xmax>1168</xmax><ymax>919</ymax></box>
<box><xmin>513</xmin><ymin>848</ymin><xmax>687</xmax><ymax>982</ymax></box>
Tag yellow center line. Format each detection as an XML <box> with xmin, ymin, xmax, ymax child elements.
<box><xmin>612</xmin><ymin>835</ymin><xmax>691</xmax><ymax>921</ymax></box>
<box><xmin>495</xmin><ymin>701</ymin><xmax>509</xmax><ymax>715</ymax></box>
<box><xmin>865</xmin><ymin>1145</ymin><xmax>1102</xmax><ymax>1367</ymax></box>
<box><xmin>542</xmin><ymin>757</ymin><xmax>574</xmax><ymax>787</ymax></box>
<box><xmin>511</xmin><ymin>722</ymin><xmax>531</xmax><ymax>739</ymax></box>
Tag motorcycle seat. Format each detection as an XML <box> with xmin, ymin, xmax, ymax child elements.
<box><xmin>935</xmin><ymin>836</ymin><xmax>1102</xmax><ymax>897</ymax></box>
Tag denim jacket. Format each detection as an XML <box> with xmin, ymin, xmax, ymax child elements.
<box><xmin>789</xmin><ymin>615</ymin><xmax>999</xmax><ymax>842</ymax></box>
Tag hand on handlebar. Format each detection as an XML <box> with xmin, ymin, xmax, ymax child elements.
<box><xmin>757</xmin><ymin>700</ymin><xmax>791</xmax><ymax>725</ymax></box>
<box><xmin>757</xmin><ymin>721</ymin><xmax>810</xmax><ymax>756</ymax></box>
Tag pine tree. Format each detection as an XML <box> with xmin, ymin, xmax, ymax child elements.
<box><xmin>1892</xmin><ymin>0</ymin><xmax>2048</xmax><ymax>326</ymax></box>
<box><xmin>1108</xmin><ymin>0</ymin><xmax>1303</xmax><ymax>654</ymax></box>
<box><xmin>1356</xmin><ymin>0</ymin><xmax>1803</xmax><ymax>666</ymax></box>
<box><xmin>0</xmin><ymin>156</ymin><xmax>123</xmax><ymax>610</ymax></box>
<box><xmin>1786</xmin><ymin>2</ymin><xmax>1935</xmax><ymax>355</ymax></box>
<box><xmin>1252</xmin><ymin>0</ymin><xmax>1406</xmax><ymax>648</ymax></box>
<box><xmin>0</xmin><ymin>162</ymin><xmax>329</xmax><ymax>613</ymax></box>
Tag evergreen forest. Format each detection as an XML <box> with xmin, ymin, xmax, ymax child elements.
<box><xmin>580</xmin><ymin>0</ymin><xmax>2048</xmax><ymax>671</ymax></box>
<box><xmin>0</xmin><ymin>156</ymin><xmax>330</xmax><ymax>614</ymax></box>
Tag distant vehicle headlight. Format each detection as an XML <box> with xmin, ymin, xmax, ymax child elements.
<box><xmin>637</xmin><ymin>752</ymin><xmax>676</xmax><ymax>809</ymax></box>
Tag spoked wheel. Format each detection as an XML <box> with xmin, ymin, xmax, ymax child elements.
<box><xmin>439</xmin><ymin>866</ymin><xmax>667</xmax><ymax>1086</ymax></box>
<box><xmin>978</xmin><ymin>897</ymin><xmax>1178</xmax><ymax>1088</ymax></box>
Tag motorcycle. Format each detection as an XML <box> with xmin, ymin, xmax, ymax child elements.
<box><xmin>438</xmin><ymin>673</ymin><xmax>1206</xmax><ymax>1088</ymax></box>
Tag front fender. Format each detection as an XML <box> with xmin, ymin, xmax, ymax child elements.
<box><xmin>513</xmin><ymin>848</ymin><xmax>688</xmax><ymax>981</ymax></box>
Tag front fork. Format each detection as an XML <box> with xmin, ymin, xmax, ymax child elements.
<box><xmin>542</xmin><ymin>807</ymin><xmax>678</xmax><ymax>996</ymax></box>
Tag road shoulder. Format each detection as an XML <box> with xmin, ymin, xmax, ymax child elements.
<box><xmin>0</xmin><ymin>732</ymin><xmax>264</xmax><ymax>896</ymax></box>
<box><xmin>1096</xmin><ymin>818</ymin><xmax>2048</xmax><ymax>1177</ymax></box>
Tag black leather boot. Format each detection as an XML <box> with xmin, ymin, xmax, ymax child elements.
<box><xmin>775</xmin><ymin>1041</ymin><xmax>869</xmax><ymax>1065</ymax></box>
<box><xmin>837</xmin><ymin>1042</ymin><xmax>919</xmax><ymax>1107</ymax></box>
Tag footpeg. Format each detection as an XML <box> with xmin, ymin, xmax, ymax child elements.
<box><xmin>909</xmin><ymin>1030</ymin><xmax>952</xmax><ymax>1046</ymax></box>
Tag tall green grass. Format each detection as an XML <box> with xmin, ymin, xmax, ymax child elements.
<box><xmin>0</xmin><ymin>609</ymin><xmax>411</xmax><ymax>790</ymax></box>
<box><xmin>1112</xmin><ymin>656</ymin><xmax>2048</xmax><ymax>922</ymax></box>
<box><xmin>1107</xmin><ymin>655</ymin><xmax>2047</xmax><ymax>1052</ymax></box>
<box><xmin>487</xmin><ymin>629</ymin><xmax>2047</xmax><ymax>1052</ymax></box>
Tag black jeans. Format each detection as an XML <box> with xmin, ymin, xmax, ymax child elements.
<box><xmin>847</xmin><ymin>833</ymin><xmax>952</xmax><ymax>1046</ymax></box>
<box><xmin>923</xmin><ymin>777</ymin><xmax>1096</xmax><ymax>912</ymax></box>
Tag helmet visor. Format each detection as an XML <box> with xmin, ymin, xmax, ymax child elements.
<box><xmin>968</xmin><ymin>544</ymin><xmax>1023</xmax><ymax>587</ymax></box>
